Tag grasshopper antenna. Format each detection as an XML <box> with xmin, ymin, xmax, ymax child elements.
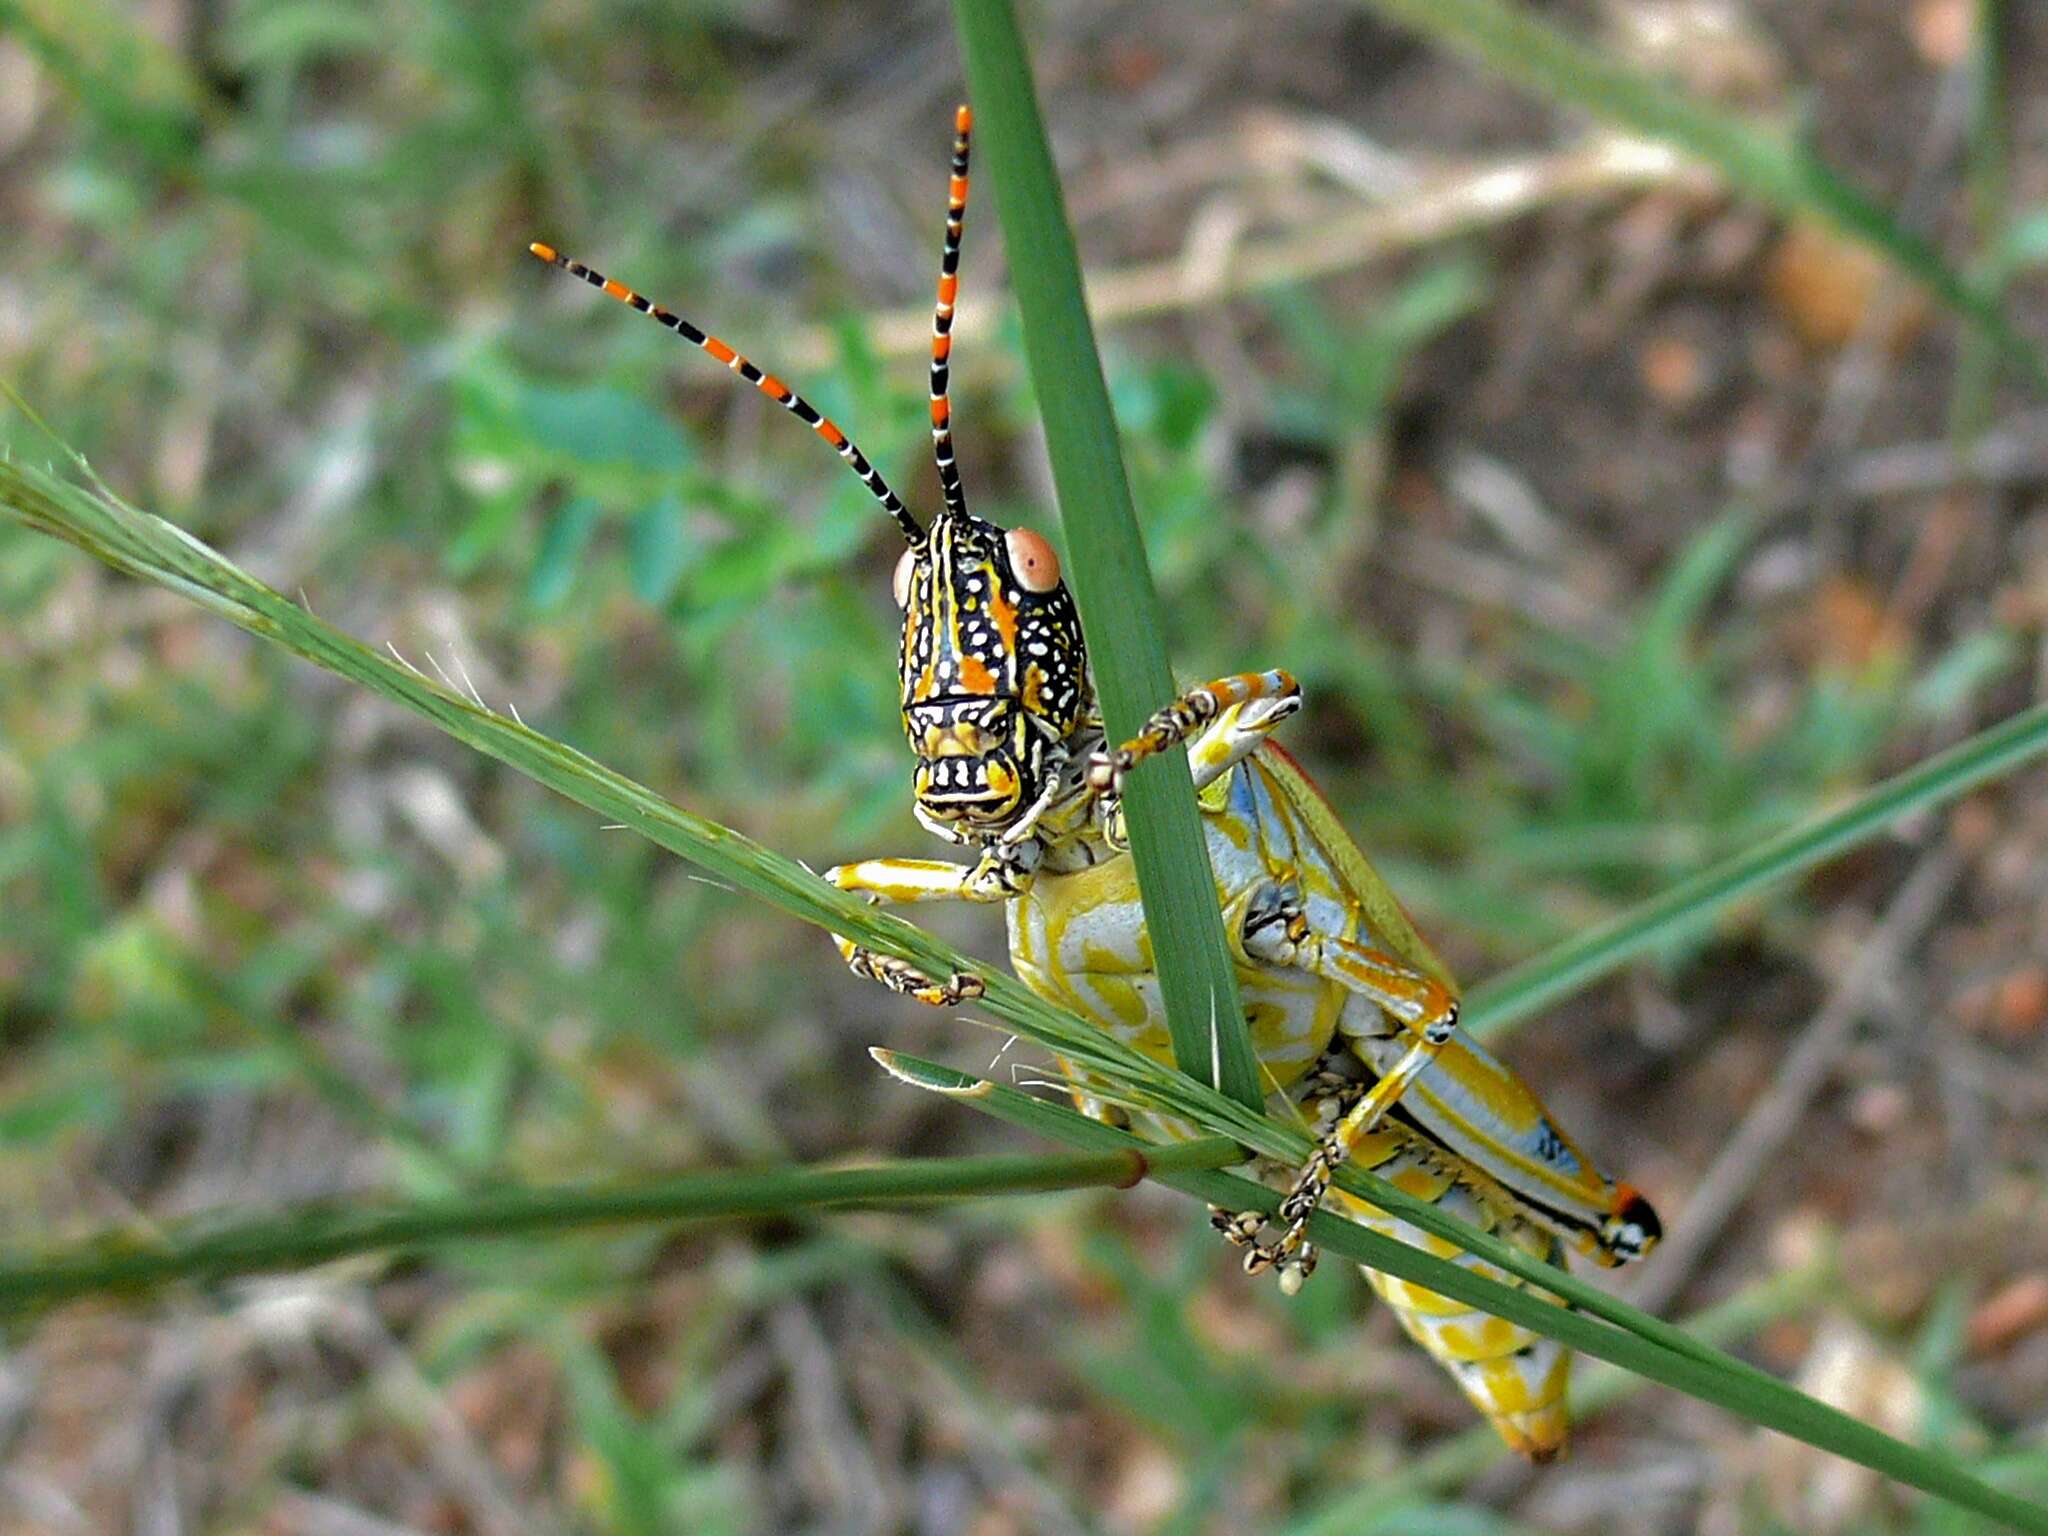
<box><xmin>526</xmin><ymin>242</ymin><xmax>926</xmax><ymax>547</ymax></box>
<box><xmin>929</xmin><ymin>104</ymin><xmax>973</xmax><ymax>522</ymax></box>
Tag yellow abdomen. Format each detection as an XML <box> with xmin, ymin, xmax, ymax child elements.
<box><xmin>1005</xmin><ymin>800</ymin><xmax>1344</xmax><ymax>1095</ymax></box>
<box><xmin>1001</xmin><ymin>750</ymin><xmax>1580</xmax><ymax>1459</ymax></box>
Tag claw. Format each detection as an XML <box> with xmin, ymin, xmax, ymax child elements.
<box><xmin>1084</xmin><ymin>748</ymin><xmax>1128</xmax><ymax>796</ymax></box>
<box><xmin>910</xmin><ymin>970</ymin><xmax>985</xmax><ymax>1007</ymax></box>
<box><xmin>1209</xmin><ymin>1207</ymin><xmax>1265</xmax><ymax>1247</ymax></box>
<box><xmin>846</xmin><ymin>945</ymin><xmax>985</xmax><ymax>1008</ymax></box>
<box><xmin>1278</xmin><ymin>1244</ymin><xmax>1318</xmax><ymax>1296</ymax></box>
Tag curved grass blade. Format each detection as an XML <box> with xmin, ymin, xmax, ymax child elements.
<box><xmin>951</xmin><ymin>0</ymin><xmax>1262</xmax><ymax>1111</ymax></box>
<box><xmin>1348</xmin><ymin>0</ymin><xmax>2047</xmax><ymax>393</ymax></box>
<box><xmin>1464</xmin><ymin>699</ymin><xmax>2048</xmax><ymax>1036</ymax></box>
<box><xmin>9</xmin><ymin>426</ymin><xmax>2048</xmax><ymax>1525</ymax></box>
<box><xmin>876</xmin><ymin>1050</ymin><xmax>2048</xmax><ymax>1534</ymax></box>
<box><xmin>0</xmin><ymin>438</ymin><xmax>1982</xmax><ymax>1370</ymax></box>
<box><xmin>0</xmin><ymin>430</ymin><xmax>1999</xmax><ymax>1403</ymax></box>
<box><xmin>874</xmin><ymin>1047</ymin><xmax>1770</xmax><ymax>1389</ymax></box>
<box><xmin>0</xmin><ymin>440</ymin><xmax>1899</xmax><ymax>1383</ymax></box>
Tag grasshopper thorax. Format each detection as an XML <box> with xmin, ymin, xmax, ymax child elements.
<box><xmin>893</xmin><ymin>509</ymin><xmax>1089</xmax><ymax>835</ymax></box>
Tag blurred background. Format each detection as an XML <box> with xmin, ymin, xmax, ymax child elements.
<box><xmin>4</xmin><ymin>0</ymin><xmax>2048</xmax><ymax>1531</ymax></box>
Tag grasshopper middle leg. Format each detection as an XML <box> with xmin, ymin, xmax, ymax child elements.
<box><xmin>1233</xmin><ymin>890</ymin><xmax>1463</xmax><ymax>1282</ymax></box>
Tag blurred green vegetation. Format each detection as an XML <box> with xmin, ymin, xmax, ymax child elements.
<box><xmin>4</xmin><ymin>0</ymin><xmax>2047</xmax><ymax>1529</ymax></box>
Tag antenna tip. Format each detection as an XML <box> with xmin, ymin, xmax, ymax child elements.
<box><xmin>528</xmin><ymin>241</ymin><xmax>559</xmax><ymax>264</ymax></box>
<box><xmin>955</xmin><ymin>103</ymin><xmax>972</xmax><ymax>133</ymax></box>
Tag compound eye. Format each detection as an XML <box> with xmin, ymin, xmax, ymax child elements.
<box><xmin>892</xmin><ymin>547</ymin><xmax>917</xmax><ymax>608</ymax></box>
<box><xmin>1005</xmin><ymin>527</ymin><xmax>1061</xmax><ymax>593</ymax></box>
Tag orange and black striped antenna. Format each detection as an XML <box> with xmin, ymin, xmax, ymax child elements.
<box><xmin>929</xmin><ymin>104</ymin><xmax>972</xmax><ymax>522</ymax></box>
<box><xmin>526</xmin><ymin>242</ymin><xmax>928</xmax><ymax>548</ymax></box>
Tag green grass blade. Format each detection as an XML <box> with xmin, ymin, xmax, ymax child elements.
<box><xmin>951</xmin><ymin>0</ymin><xmax>1262</xmax><ymax>1111</ymax></box>
<box><xmin>1951</xmin><ymin>0</ymin><xmax>2010</xmax><ymax>438</ymax></box>
<box><xmin>0</xmin><ymin>442</ymin><xmax>1894</xmax><ymax>1381</ymax></box>
<box><xmin>875</xmin><ymin>1050</ymin><xmax>2048</xmax><ymax>1534</ymax></box>
<box><xmin>0</xmin><ymin>448</ymin><xmax>974</xmax><ymax>998</ymax></box>
<box><xmin>0</xmin><ymin>436</ymin><xmax>1842</xmax><ymax>1380</ymax></box>
<box><xmin>0</xmin><ymin>1142</ymin><xmax>1245</xmax><ymax>1314</ymax></box>
<box><xmin>10</xmin><ymin>430</ymin><xmax>2048</xmax><ymax>1525</ymax></box>
<box><xmin>1349</xmin><ymin>0</ymin><xmax>2048</xmax><ymax>393</ymax></box>
<box><xmin>875</xmin><ymin>1046</ymin><xmax>1767</xmax><ymax>1386</ymax></box>
<box><xmin>1465</xmin><ymin>698</ymin><xmax>2048</xmax><ymax>1034</ymax></box>
<box><xmin>0</xmin><ymin>439</ymin><xmax>1967</xmax><ymax>1377</ymax></box>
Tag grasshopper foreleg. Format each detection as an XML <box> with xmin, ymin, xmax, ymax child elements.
<box><xmin>825</xmin><ymin>850</ymin><xmax>1034</xmax><ymax>1006</ymax></box>
<box><xmin>842</xmin><ymin>948</ymin><xmax>986</xmax><ymax>1007</ymax></box>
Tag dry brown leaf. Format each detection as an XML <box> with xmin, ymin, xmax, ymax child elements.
<box><xmin>1968</xmin><ymin>1272</ymin><xmax>2048</xmax><ymax>1356</ymax></box>
<box><xmin>1909</xmin><ymin>0</ymin><xmax>1972</xmax><ymax>67</ymax></box>
<box><xmin>1992</xmin><ymin>965</ymin><xmax>2048</xmax><ymax>1041</ymax></box>
<box><xmin>1784</xmin><ymin>574</ymin><xmax>1911</xmax><ymax>673</ymax></box>
<box><xmin>1766</xmin><ymin>222</ymin><xmax>1926</xmax><ymax>352</ymax></box>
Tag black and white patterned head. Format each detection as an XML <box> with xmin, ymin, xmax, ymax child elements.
<box><xmin>892</xmin><ymin>509</ymin><xmax>1088</xmax><ymax>834</ymax></box>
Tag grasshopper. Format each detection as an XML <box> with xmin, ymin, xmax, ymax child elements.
<box><xmin>531</xmin><ymin>104</ymin><xmax>1659</xmax><ymax>1459</ymax></box>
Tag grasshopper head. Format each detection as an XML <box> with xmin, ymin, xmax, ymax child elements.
<box><xmin>892</xmin><ymin>509</ymin><xmax>1088</xmax><ymax>834</ymax></box>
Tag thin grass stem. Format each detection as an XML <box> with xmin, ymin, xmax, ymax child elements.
<box><xmin>0</xmin><ymin>1142</ymin><xmax>1243</xmax><ymax>1314</ymax></box>
<box><xmin>951</xmin><ymin>0</ymin><xmax>1262</xmax><ymax>1110</ymax></box>
<box><xmin>1463</xmin><ymin>702</ymin><xmax>2048</xmax><ymax>1036</ymax></box>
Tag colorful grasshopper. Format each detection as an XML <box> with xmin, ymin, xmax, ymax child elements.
<box><xmin>531</xmin><ymin>103</ymin><xmax>1659</xmax><ymax>1459</ymax></box>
